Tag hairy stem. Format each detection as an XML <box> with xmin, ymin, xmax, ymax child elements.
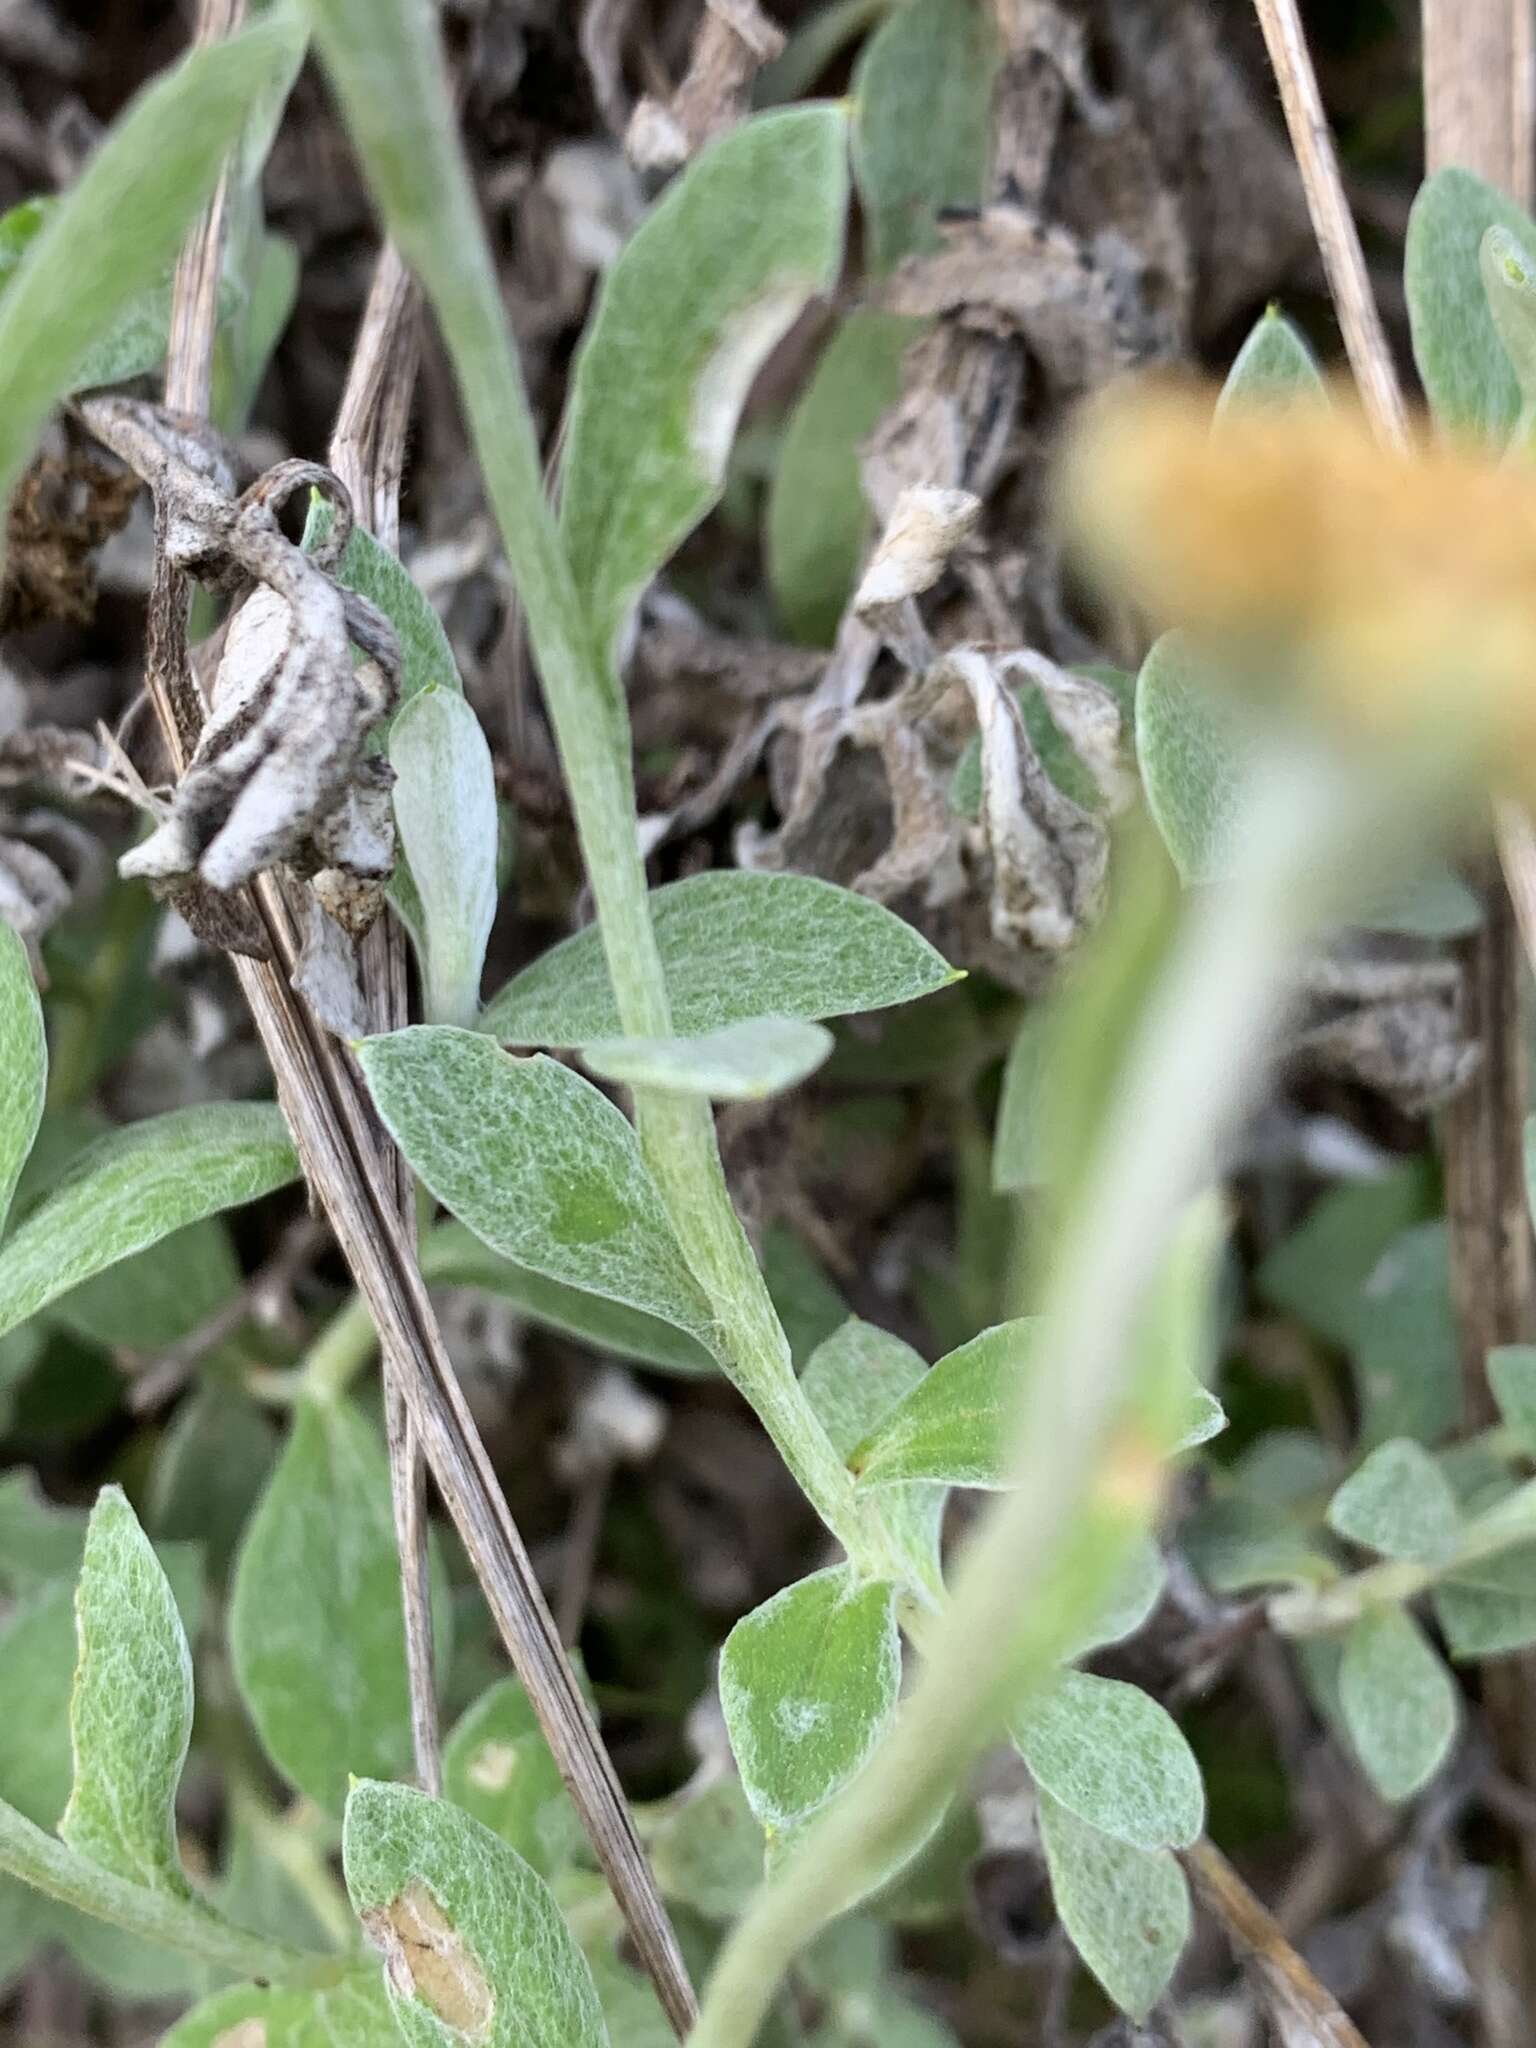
<box><xmin>0</xmin><ymin>1795</ymin><xmax>321</xmax><ymax>1985</ymax></box>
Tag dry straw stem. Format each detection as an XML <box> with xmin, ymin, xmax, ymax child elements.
<box><xmin>1183</xmin><ymin>1838</ymin><xmax>1371</xmax><ymax>2048</ymax></box>
<box><xmin>325</xmin><ymin>236</ymin><xmax>441</xmax><ymax>1800</ymax></box>
<box><xmin>146</xmin><ymin>10</ymin><xmax>694</xmax><ymax>2033</ymax></box>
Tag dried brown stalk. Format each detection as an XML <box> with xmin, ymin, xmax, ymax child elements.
<box><xmin>1250</xmin><ymin>0</ymin><xmax>1409</xmax><ymax>450</ymax></box>
<box><xmin>325</xmin><ymin>237</ymin><xmax>440</xmax><ymax>1799</ymax></box>
<box><xmin>1184</xmin><ymin>1837</ymin><xmax>1372</xmax><ymax>2048</ymax></box>
<box><xmin>137</xmin><ymin>9</ymin><xmax>695</xmax><ymax>2032</ymax></box>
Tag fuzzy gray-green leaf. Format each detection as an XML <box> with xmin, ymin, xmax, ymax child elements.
<box><xmin>1134</xmin><ymin>632</ymin><xmax>1253</xmax><ymax>887</ymax></box>
<box><xmin>580</xmin><ymin>1016</ymin><xmax>833</xmax><ymax>1101</ymax></box>
<box><xmin>720</xmin><ymin>1564</ymin><xmax>901</xmax><ymax>1835</ymax></box>
<box><xmin>344</xmin><ymin>1779</ymin><xmax>608</xmax><ymax>2048</ymax></box>
<box><xmin>852</xmin><ymin>0</ymin><xmax>998</xmax><ymax>276</ymax></box>
<box><xmin>0</xmin><ymin>921</ymin><xmax>43</xmax><ymax>1236</ymax></box>
<box><xmin>359</xmin><ymin>1028</ymin><xmax>716</xmax><ymax>1345</ymax></box>
<box><xmin>480</xmin><ymin>871</ymin><xmax>956</xmax><ymax>1047</ymax></box>
<box><xmin>0</xmin><ymin>1102</ymin><xmax>298</xmax><ymax>1341</ymax></box>
<box><xmin>1489</xmin><ymin>1345</ymin><xmax>1536</xmax><ymax>1455</ymax></box>
<box><xmin>1037</xmin><ymin>1792</ymin><xmax>1190</xmax><ymax>2021</ymax></box>
<box><xmin>562</xmin><ymin>105</ymin><xmax>849</xmax><ymax>670</ymax></box>
<box><xmin>58</xmin><ymin>1489</ymin><xmax>193</xmax><ymax>1893</ymax></box>
<box><xmin>389</xmin><ymin>684</ymin><xmax>498</xmax><ymax>1026</ymax></box>
<box><xmin>1326</xmin><ymin>1439</ymin><xmax>1460</xmax><ymax>1563</ymax></box>
<box><xmin>161</xmin><ymin>1971</ymin><xmax>400</xmax><ymax>2047</ymax></box>
<box><xmin>801</xmin><ymin>1316</ymin><xmax>945</xmax><ymax>1601</ymax></box>
<box><xmin>304</xmin><ymin>503</ymin><xmax>463</xmax><ymax>715</ymax></box>
<box><xmin>851</xmin><ymin>1318</ymin><xmax>1036</xmax><ymax>1490</ymax></box>
<box><xmin>1011</xmin><ymin>1672</ymin><xmax>1203</xmax><ymax>1851</ymax></box>
<box><xmin>231</xmin><ymin>1395</ymin><xmax>434</xmax><ymax>1813</ymax></box>
<box><xmin>444</xmin><ymin>1677</ymin><xmax>580</xmax><ymax>1880</ymax></box>
<box><xmin>1406</xmin><ymin>167</ymin><xmax>1536</xmax><ymax>444</ymax></box>
<box><xmin>1213</xmin><ymin>306</ymin><xmax>1324</xmax><ymax>420</ymax></box>
<box><xmin>418</xmin><ymin>1220</ymin><xmax>715</xmax><ymax>1377</ymax></box>
<box><xmin>1339</xmin><ymin>1607</ymin><xmax>1458</xmax><ymax>1803</ymax></box>
<box><xmin>767</xmin><ymin>308</ymin><xmax>916</xmax><ymax>643</ymax></box>
<box><xmin>0</xmin><ymin>13</ymin><xmax>303</xmax><ymax>515</ymax></box>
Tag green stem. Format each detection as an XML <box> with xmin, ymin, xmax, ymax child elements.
<box><xmin>0</xmin><ymin>1795</ymin><xmax>322</xmax><ymax>1985</ymax></box>
<box><xmin>1270</xmin><ymin>1473</ymin><xmax>1536</xmax><ymax>1635</ymax></box>
<box><xmin>306</xmin><ymin>0</ymin><xmax>868</xmax><ymax>1566</ymax></box>
<box><xmin>299</xmin><ymin>1291</ymin><xmax>376</xmax><ymax>1404</ymax></box>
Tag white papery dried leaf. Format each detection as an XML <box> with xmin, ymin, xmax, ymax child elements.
<box><xmin>854</xmin><ymin>486</ymin><xmax>981</xmax><ymax>613</ymax></box>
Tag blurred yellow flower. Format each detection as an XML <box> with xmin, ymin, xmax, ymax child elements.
<box><xmin>1058</xmin><ymin>381</ymin><xmax>1536</xmax><ymax>776</ymax></box>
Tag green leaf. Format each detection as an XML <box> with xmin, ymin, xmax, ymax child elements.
<box><xmin>1406</xmin><ymin>166</ymin><xmax>1536</xmax><ymax>443</ymax></box>
<box><xmin>720</xmin><ymin>1564</ymin><xmax>901</xmax><ymax>1835</ymax></box>
<box><xmin>1355</xmin><ymin>862</ymin><xmax>1484</xmax><ymax>939</ymax></box>
<box><xmin>231</xmin><ymin>1395</ymin><xmax>435</xmax><ymax>1813</ymax></box>
<box><xmin>951</xmin><ymin>665</ymin><xmax>1131</xmax><ymax>825</ymax></box>
<box><xmin>0</xmin><ymin>1472</ymin><xmax>88</xmax><ymax>1597</ymax></box>
<box><xmin>562</xmin><ymin>106</ymin><xmax>849</xmax><ymax>670</ymax></box>
<box><xmin>389</xmin><ymin>685</ymin><xmax>498</xmax><ymax>1027</ymax></box>
<box><xmin>1064</xmin><ymin>1537</ymin><xmax>1167</xmax><ymax>1659</ymax></box>
<box><xmin>344</xmin><ymin>1779</ymin><xmax>608</xmax><ymax>2048</ymax></box>
<box><xmin>851</xmin><ymin>0</ymin><xmax>998</xmax><ymax>275</ymax></box>
<box><xmin>767</xmin><ymin>309</ymin><xmax>916</xmax><ymax>643</ymax></box>
<box><xmin>149</xmin><ymin>1385</ymin><xmax>277</xmax><ymax>1577</ymax></box>
<box><xmin>1351</xmin><ymin>1223</ymin><xmax>1460</xmax><ymax>1448</ymax></box>
<box><xmin>419</xmin><ymin>1220</ymin><xmax>715</xmax><ymax>1377</ymax></box>
<box><xmin>0</xmin><ymin>1545</ymin><xmax>201</xmax><ymax>1833</ymax></box>
<box><xmin>1213</xmin><ymin>306</ymin><xmax>1325</xmax><ymax>418</ymax></box>
<box><xmin>1326</xmin><ymin>1440</ymin><xmax>1460</xmax><ymax>1563</ymax></box>
<box><xmin>0</xmin><ymin>1102</ymin><xmax>299</xmax><ymax>1341</ymax></box>
<box><xmin>650</xmin><ymin>1776</ymin><xmax>765</xmax><ymax>1921</ymax></box>
<box><xmin>359</xmin><ymin>1029</ymin><xmax>716</xmax><ymax>1346</ymax></box>
<box><xmin>1134</xmin><ymin>632</ymin><xmax>1253</xmax><ymax>887</ymax></box>
<box><xmin>852</xmin><ymin>1318</ymin><xmax>1034</xmax><ymax>1489</ymax></box>
<box><xmin>480</xmin><ymin>872</ymin><xmax>956</xmax><ymax>1046</ymax></box>
<box><xmin>305</xmin><ymin>504</ymin><xmax>463</xmax><ymax>715</ymax></box>
<box><xmin>1258</xmin><ymin>1163</ymin><xmax>1435</xmax><ymax>1350</ymax></box>
<box><xmin>443</xmin><ymin>1677</ymin><xmax>580</xmax><ymax>1879</ymax></box>
<box><xmin>0</xmin><ymin>920</ymin><xmax>43</xmax><ymax>1235</ymax></box>
<box><xmin>58</xmin><ymin>1489</ymin><xmax>193</xmax><ymax>1892</ymax></box>
<box><xmin>581</xmin><ymin>1016</ymin><xmax>834</xmax><ymax>1101</ymax></box>
<box><xmin>1037</xmin><ymin>1791</ymin><xmax>1190</xmax><ymax>2021</ymax></box>
<box><xmin>1434</xmin><ymin>1544</ymin><xmax>1536</xmax><ymax>1658</ymax></box>
<box><xmin>162</xmin><ymin>1972</ymin><xmax>401</xmax><ymax>2047</ymax></box>
<box><xmin>0</xmin><ymin>14</ymin><xmax>303</xmax><ymax>514</ymax></box>
<box><xmin>801</xmin><ymin>1316</ymin><xmax>945</xmax><ymax>1600</ymax></box>
<box><xmin>1011</xmin><ymin>1672</ymin><xmax>1203</xmax><ymax>1852</ymax></box>
<box><xmin>1481</xmin><ymin>223</ymin><xmax>1536</xmax><ymax>409</ymax></box>
<box><xmin>1339</xmin><ymin>1608</ymin><xmax>1458</xmax><ymax>1802</ymax></box>
<box><xmin>1490</xmin><ymin>1344</ymin><xmax>1536</xmax><ymax>1454</ymax></box>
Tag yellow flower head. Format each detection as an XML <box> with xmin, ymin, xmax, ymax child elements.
<box><xmin>1058</xmin><ymin>380</ymin><xmax>1536</xmax><ymax>776</ymax></box>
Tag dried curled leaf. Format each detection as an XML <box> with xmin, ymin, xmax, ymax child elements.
<box><xmin>77</xmin><ymin>398</ymin><xmax>401</xmax><ymax>912</ymax></box>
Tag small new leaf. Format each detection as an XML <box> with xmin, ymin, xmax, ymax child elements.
<box><xmin>479</xmin><ymin>871</ymin><xmax>956</xmax><ymax>1047</ymax></box>
<box><xmin>59</xmin><ymin>1489</ymin><xmax>193</xmax><ymax>1893</ymax></box>
<box><xmin>720</xmin><ymin>1565</ymin><xmax>901</xmax><ymax>1836</ymax></box>
<box><xmin>1036</xmin><ymin>1792</ymin><xmax>1190</xmax><ymax>2021</ymax></box>
<box><xmin>1406</xmin><ymin>167</ymin><xmax>1536</xmax><ymax>444</ymax></box>
<box><xmin>344</xmin><ymin>1779</ymin><xmax>607</xmax><ymax>2048</ymax></box>
<box><xmin>1326</xmin><ymin>1439</ymin><xmax>1460</xmax><ymax>1563</ymax></box>
<box><xmin>1339</xmin><ymin>1608</ymin><xmax>1458</xmax><ymax>1803</ymax></box>
<box><xmin>1011</xmin><ymin>1672</ymin><xmax>1203</xmax><ymax>1852</ymax></box>
<box><xmin>1213</xmin><ymin>306</ymin><xmax>1325</xmax><ymax>420</ymax></box>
